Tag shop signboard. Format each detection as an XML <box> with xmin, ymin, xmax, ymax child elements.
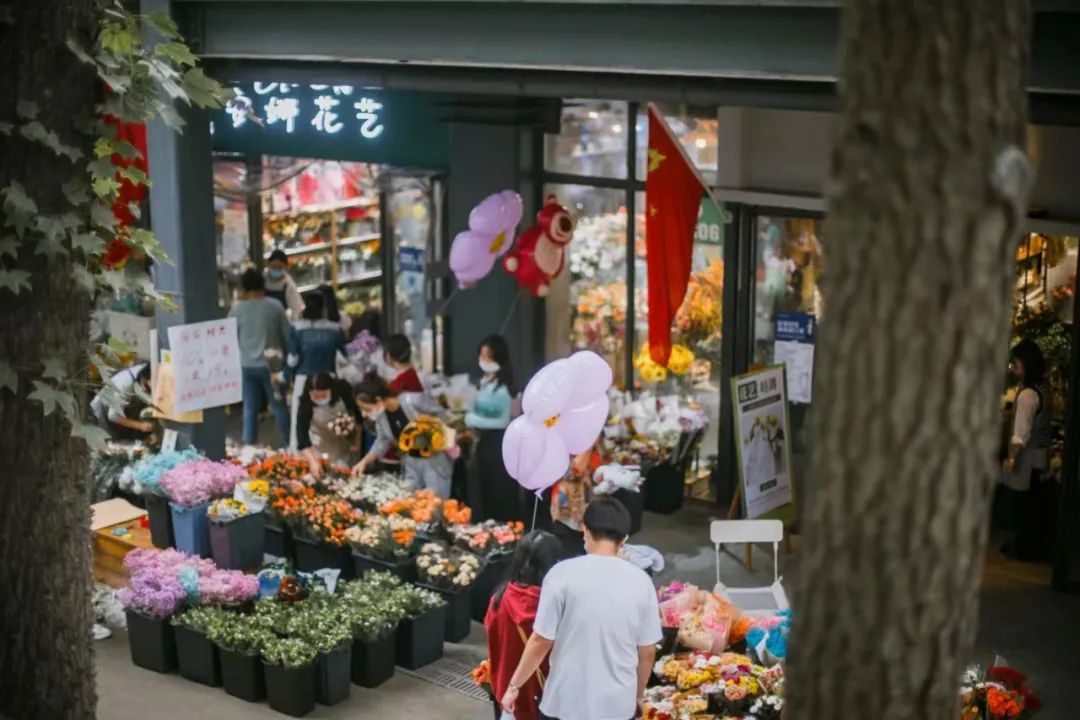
<box><xmin>773</xmin><ymin>312</ymin><xmax>815</xmax><ymax>404</ymax></box>
<box><xmin>731</xmin><ymin>367</ymin><xmax>794</xmax><ymax>521</ymax></box>
<box><xmin>211</xmin><ymin>82</ymin><xmax>451</xmax><ymax>170</ymax></box>
<box><xmin>167</xmin><ymin>318</ymin><xmax>243</xmax><ymax>414</ymax></box>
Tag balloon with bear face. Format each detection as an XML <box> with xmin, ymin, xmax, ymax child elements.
<box><xmin>502</xmin><ymin>195</ymin><xmax>576</xmax><ymax>297</ymax></box>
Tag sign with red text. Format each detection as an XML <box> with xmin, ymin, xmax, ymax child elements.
<box><xmin>168</xmin><ymin>318</ymin><xmax>242</xmax><ymax>413</ymax></box>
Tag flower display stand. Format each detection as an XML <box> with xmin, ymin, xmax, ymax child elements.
<box><xmin>144</xmin><ymin>494</ymin><xmax>174</xmax><ymax>549</ymax></box>
<box><xmin>351</xmin><ymin>551</ymin><xmax>416</xmax><ymax>583</ymax></box>
<box><xmin>420</xmin><ymin>583</ymin><xmax>472</xmax><ymax>643</ymax></box>
<box><xmin>170</xmin><ymin>501</ymin><xmax>211</xmax><ymax>557</ymax></box>
<box><xmin>294</xmin><ymin>536</ymin><xmax>353</xmax><ymax>578</ymax></box>
<box><xmin>174</xmin><ymin>626</ymin><xmax>221</xmax><ymax>686</ymax></box>
<box><xmin>125</xmin><ymin>610</ymin><xmax>177</xmax><ymax>673</ymax></box>
<box><xmin>351</xmin><ymin>629</ymin><xmax>396</xmax><ymax>688</ymax></box>
<box><xmin>209</xmin><ymin>512</ymin><xmax>266</xmax><ymax>570</ymax></box>
<box><xmin>471</xmin><ymin>555</ymin><xmax>509</xmax><ymax>622</ymax></box>
<box><xmin>612</xmin><ymin>488</ymin><xmax>644</xmax><ymax>536</ymax></box>
<box><xmin>396</xmin><ymin>605</ymin><xmax>447</xmax><ymax>669</ymax></box>
<box><xmin>219</xmin><ymin>648</ymin><xmax>265</xmax><ymax>702</ymax></box>
<box><xmin>264</xmin><ymin>518</ymin><xmax>293</xmax><ymax>559</ymax></box>
<box><xmin>263</xmin><ymin>661</ymin><xmax>316</xmax><ymax>717</ymax></box>
<box><xmin>315</xmin><ymin>641</ymin><xmax>352</xmax><ymax>706</ymax></box>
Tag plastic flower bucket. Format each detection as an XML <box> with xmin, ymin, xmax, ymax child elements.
<box><xmin>315</xmin><ymin>640</ymin><xmax>352</xmax><ymax>706</ymax></box>
<box><xmin>350</xmin><ymin>627</ymin><xmax>396</xmax><ymax>688</ymax></box>
<box><xmin>174</xmin><ymin>626</ymin><xmax>221</xmax><ymax>686</ymax></box>
<box><xmin>395</xmin><ymin>605</ymin><xmax>447</xmax><ymax>670</ymax></box>
<box><xmin>144</xmin><ymin>494</ymin><xmax>174</xmax><ymax>549</ymax></box>
<box><xmin>126</xmin><ymin>610</ymin><xmax>177</xmax><ymax>673</ymax></box>
<box><xmin>294</xmin><ymin>535</ymin><xmax>353</xmax><ymax>578</ymax></box>
<box><xmin>209</xmin><ymin>511</ymin><xmax>266</xmax><ymax>570</ymax></box>
<box><xmin>219</xmin><ymin>647</ymin><xmax>265</xmax><ymax>702</ymax></box>
<box><xmin>351</xmin><ymin>551</ymin><xmax>416</xmax><ymax>583</ymax></box>
<box><xmin>170</xmin><ymin>501</ymin><xmax>211</xmax><ymax>557</ymax></box>
<box><xmin>264</xmin><ymin>517</ymin><xmax>293</xmax><ymax>559</ymax></box>
<box><xmin>419</xmin><ymin>582</ymin><xmax>472</xmax><ymax>643</ymax></box>
<box><xmin>263</xmin><ymin>660</ymin><xmax>316</xmax><ymax>717</ymax></box>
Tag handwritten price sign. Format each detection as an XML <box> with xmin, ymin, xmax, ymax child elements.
<box><xmin>167</xmin><ymin>318</ymin><xmax>243</xmax><ymax>413</ymax></box>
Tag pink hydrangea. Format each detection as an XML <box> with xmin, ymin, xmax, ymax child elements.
<box><xmin>160</xmin><ymin>460</ymin><xmax>247</xmax><ymax>508</ymax></box>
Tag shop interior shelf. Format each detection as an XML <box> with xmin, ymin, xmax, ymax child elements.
<box><xmin>336</xmin><ymin>270</ymin><xmax>383</xmax><ymax>287</ymax></box>
<box><xmin>264</xmin><ymin>196</ymin><xmax>378</xmax><ymax>222</ymax></box>
<box><xmin>264</xmin><ymin>233</ymin><xmax>380</xmax><ymax>260</ymax></box>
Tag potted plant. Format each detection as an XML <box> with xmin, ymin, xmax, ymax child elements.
<box><xmin>303</xmin><ymin>615</ymin><xmax>354</xmax><ymax>706</ymax></box>
<box><xmin>171</xmin><ymin>606</ymin><xmax>226</xmax><ymax>686</ymax></box>
<box><xmin>285</xmin><ymin>492</ymin><xmax>357</xmax><ymax>576</ymax></box>
<box><xmin>208</xmin><ymin>483</ymin><xmax>267</xmax><ymax>570</ymax></box>
<box><xmin>415</xmin><ymin>542</ymin><xmax>480</xmax><ymax>642</ymax></box>
<box><xmin>261</xmin><ymin>637</ymin><xmax>319</xmax><ymax>718</ymax></box>
<box><xmin>205</xmin><ymin>612</ymin><xmax>271</xmax><ymax>702</ymax></box>
<box><xmin>117</xmin><ymin>564</ymin><xmax>187</xmax><ymax>673</ymax></box>
<box><xmin>131</xmin><ymin>448</ymin><xmax>204</xmax><ymax>548</ymax></box>
<box><xmin>160</xmin><ymin>460</ymin><xmax>246</xmax><ymax>557</ymax></box>
<box><xmin>449</xmin><ymin>520</ymin><xmax>523</xmax><ymax>621</ymax></box>
<box><xmin>347</xmin><ymin>514</ymin><xmax>418</xmax><ymax>581</ymax></box>
<box><xmin>394</xmin><ymin>584</ymin><xmax>447</xmax><ymax>669</ymax></box>
<box><xmin>341</xmin><ymin>576</ymin><xmax>402</xmax><ymax>688</ymax></box>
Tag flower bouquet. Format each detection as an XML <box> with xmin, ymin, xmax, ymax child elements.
<box><xmin>449</xmin><ymin>519</ymin><xmax>524</xmax><ymax>558</ymax></box>
<box><xmin>441</xmin><ymin>499</ymin><xmax>472</xmax><ymax>527</ymax></box>
<box><xmin>471</xmin><ymin>659</ymin><xmax>495</xmax><ymax>703</ymax></box>
<box><xmin>960</xmin><ymin>664</ymin><xmax>1041</xmax><ymax>719</ymax></box>
<box><xmin>328</xmin><ymin>412</ymin><xmax>357</xmax><ymax>439</ymax></box>
<box><xmin>398</xmin><ymin>415</ymin><xmax>456</xmax><ymax>458</ymax></box>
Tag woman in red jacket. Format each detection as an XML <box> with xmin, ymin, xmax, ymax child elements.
<box><xmin>485</xmin><ymin>530</ymin><xmax>561</xmax><ymax>720</ymax></box>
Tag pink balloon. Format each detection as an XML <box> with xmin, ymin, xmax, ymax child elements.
<box><xmin>554</xmin><ymin>394</ymin><xmax>611</xmax><ymax>455</ymax></box>
<box><xmin>521</xmin><ymin>358</ymin><xmax>574</xmax><ymax>420</ymax></box>
<box><xmin>469</xmin><ymin>190</ymin><xmax>523</xmax><ymax>241</ymax></box>
<box><xmin>449</xmin><ymin>230</ymin><xmax>497</xmax><ymax>285</ymax></box>
<box><xmin>567</xmin><ymin>351</ymin><xmax>613</xmax><ymax>398</ymax></box>
<box><xmin>502</xmin><ymin>416</ymin><xmax>569</xmax><ymax>494</ymax></box>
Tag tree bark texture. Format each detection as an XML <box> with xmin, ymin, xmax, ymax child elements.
<box><xmin>788</xmin><ymin>2</ymin><xmax>1030</xmax><ymax>720</ymax></box>
<box><xmin>0</xmin><ymin>1</ymin><xmax>99</xmax><ymax>717</ymax></box>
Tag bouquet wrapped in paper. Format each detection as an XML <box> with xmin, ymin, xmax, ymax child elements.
<box><xmin>398</xmin><ymin>415</ymin><xmax>458</xmax><ymax>459</ymax></box>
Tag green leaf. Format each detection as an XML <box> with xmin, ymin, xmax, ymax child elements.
<box><xmin>155</xmin><ymin>100</ymin><xmax>185</xmax><ymax>131</ymax></box>
<box><xmin>16</xmin><ymin>100</ymin><xmax>39</xmax><ymax>120</ymax></box>
<box><xmin>0</xmin><ymin>122</ymin><xmax>11</xmax><ymax>136</ymax></box>
<box><xmin>72</xmin><ymin>422</ymin><xmax>111</xmax><ymax>449</ymax></box>
<box><xmin>34</xmin><ymin>216</ymin><xmax>69</xmax><ymax>260</ymax></box>
<box><xmin>92</xmin><ymin>177</ymin><xmax>120</xmax><ymax>198</ymax></box>
<box><xmin>127</xmin><ymin>202</ymin><xmax>142</xmax><ymax>220</ymax></box>
<box><xmin>101</xmin><ymin>269</ymin><xmax>128</xmax><ymax>294</ymax></box>
<box><xmin>100</xmin><ymin>71</ymin><xmax>132</xmax><ymax>94</ymax></box>
<box><xmin>66</xmin><ymin>38</ymin><xmax>96</xmax><ymax>66</ymax></box>
<box><xmin>72</xmin><ymin>265</ymin><xmax>96</xmax><ymax>292</ymax></box>
<box><xmin>183</xmin><ymin>67</ymin><xmax>228</xmax><ymax>109</ymax></box>
<box><xmin>154</xmin><ymin>41</ymin><xmax>196</xmax><ymax>67</ymax></box>
<box><xmin>116</xmin><ymin>165</ymin><xmax>150</xmax><ymax>187</ymax></box>
<box><xmin>88</xmin><ymin>156</ymin><xmax>116</xmax><ymax>180</ymax></box>
<box><xmin>91</xmin><ymin>201</ymin><xmax>117</xmax><ymax>232</ymax></box>
<box><xmin>42</xmin><ymin>357</ymin><xmax>67</xmax><ymax>381</ymax></box>
<box><xmin>129</xmin><ymin>228</ymin><xmax>167</xmax><ymax>261</ymax></box>
<box><xmin>0</xmin><ymin>235</ymin><xmax>18</xmax><ymax>260</ymax></box>
<box><xmin>113</xmin><ymin>140</ymin><xmax>142</xmax><ymax>160</ymax></box>
<box><xmin>72</xmin><ymin>232</ymin><xmax>105</xmax><ymax>255</ymax></box>
<box><xmin>62</xmin><ymin>178</ymin><xmax>91</xmax><ymax>206</ymax></box>
<box><xmin>0</xmin><ymin>360</ymin><xmax>17</xmax><ymax>394</ymax></box>
<box><xmin>19</xmin><ymin>121</ymin><xmax>83</xmax><ymax>162</ymax></box>
<box><xmin>100</xmin><ymin>21</ymin><xmax>140</xmax><ymax>57</ymax></box>
<box><xmin>1</xmin><ymin>181</ymin><xmax>38</xmax><ymax>237</ymax></box>
<box><xmin>28</xmin><ymin>381</ymin><xmax>76</xmax><ymax>417</ymax></box>
<box><xmin>145</xmin><ymin>11</ymin><xmax>181</xmax><ymax>40</ymax></box>
<box><xmin>0</xmin><ymin>269</ymin><xmax>31</xmax><ymax>295</ymax></box>
<box><xmin>94</xmin><ymin>137</ymin><xmax>116</xmax><ymax>158</ymax></box>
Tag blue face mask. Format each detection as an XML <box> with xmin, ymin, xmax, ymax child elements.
<box><xmin>267</xmin><ymin>268</ymin><xmax>285</xmax><ymax>280</ymax></box>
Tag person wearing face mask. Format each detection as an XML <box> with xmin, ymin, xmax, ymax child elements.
<box><xmin>297</xmin><ymin>373</ymin><xmax>363</xmax><ymax>475</ymax></box>
<box><xmin>352</xmin><ymin>372</ymin><xmax>453</xmax><ymax>497</ymax></box>
<box><xmin>465</xmin><ymin>335</ymin><xmax>519</xmax><ymax>521</ymax></box>
<box><xmin>286</xmin><ymin>292</ymin><xmax>346</xmax><ymax>451</ymax></box>
<box><xmin>264</xmin><ymin>249</ymin><xmax>304</xmax><ymax>320</ymax></box>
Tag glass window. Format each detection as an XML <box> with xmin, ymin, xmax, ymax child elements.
<box><xmin>549</xmin><ymin>183</ymin><xmax>630</xmax><ymax>385</ymax></box>
<box><xmin>545</xmin><ymin>100</ymin><xmax>629</xmax><ymax>179</ymax></box>
<box><xmin>635</xmin><ymin>104</ymin><xmax>719</xmax><ymax>184</ymax></box>
<box><xmin>752</xmin><ymin>216</ymin><xmax>824</xmax><ymax>365</ymax></box>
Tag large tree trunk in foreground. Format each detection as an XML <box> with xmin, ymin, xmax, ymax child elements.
<box><xmin>788</xmin><ymin>2</ymin><xmax>1030</xmax><ymax>719</ymax></box>
<box><xmin>0</xmin><ymin>0</ymin><xmax>99</xmax><ymax>717</ymax></box>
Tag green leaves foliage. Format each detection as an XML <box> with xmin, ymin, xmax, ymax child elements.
<box><xmin>20</xmin><ymin>121</ymin><xmax>83</xmax><ymax>162</ymax></box>
<box><xmin>0</xmin><ymin>269</ymin><xmax>31</xmax><ymax>295</ymax></box>
<box><xmin>1</xmin><ymin>181</ymin><xmax>37</xmax><ymax>238</ymax></box>
<box><xmin>155</xmin><ymin>41</ymin><xmax>196</xmax><ymax>67</ymax></box>
<box><xmin>0</xmin><ymin>361</ymin><xmax>17</xmax><ymax>395</ymax></box>
<box><xmin>28</xmin><ymin>380</ymin><xmax>77</xmax><ymax>418</ymax></box>
<box><xmin>72</xmin><ymin>422</ymin><xmax>111</xmax><ymax>449</ymax></box>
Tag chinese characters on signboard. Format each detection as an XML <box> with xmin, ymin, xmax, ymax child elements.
<box><xmin>773</xmin><ymin>312</ymin><xmax>815</xmax><ymax>404</ymax></box>
<box><xmin>731</xmin><ymin>367</ymin><xmax>794</xmax><ymax>519</ymax></box>
<box><xmin>223</xmin><ymin>82</ymin><xmax>384</xmax><ymax>140</ymax></box>
<box><xmin>167</xmin><ymin>318</ymin><xmax>243</xmax><ymax>414</ymax></box>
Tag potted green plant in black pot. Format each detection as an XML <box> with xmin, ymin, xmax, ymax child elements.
<box><xmin>205</xmin><ymin>611</ymin><xmax>272</xmax><ymax>702</ymax></box>
<box><xmin>394</xmin><ymin>584</ymin><xmax>447</xmax><ymax>670</ymax></box>
<box><xmin>415</xmin><ymin>542</ymin><xmax>478</xmax><ymax>643</ymax></box>
<box><xmin>261</xmin><ymin>637</ymin><xmax>318</xmax><ymax>718</ymax></box>
<box><xmin>339</xmin><ymin>576</ymin><xmax>402</xmax><ymax>688</ymax></box>
<box><xmin>171</xmin><ymin>606</ymin><xmax>227</xmax><ymax>686</ymax></box>
<box><xmin>296</xmin><ymin>599</ymin><xmax>354</xmax><ymax>707</ymax></box>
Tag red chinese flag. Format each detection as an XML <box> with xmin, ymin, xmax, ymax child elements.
<box><xmin>645</xmin><ymin>105</ymin><xmax>708</xmax><ymax>366</ymax></box>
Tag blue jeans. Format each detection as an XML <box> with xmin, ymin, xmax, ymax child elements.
<box><xmin>241</xmin><ymin>366</ymin><xmax>289</xmax><ymax>446</ymax></box>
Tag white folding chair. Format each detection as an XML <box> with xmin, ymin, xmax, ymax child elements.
<box><xmin>710</xmin><ymin>519</ymin><xmax>789</xmax><ymax>613</ymax></box>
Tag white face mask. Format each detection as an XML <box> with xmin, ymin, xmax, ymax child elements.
<box><xmin>365</xmin><ymin>406</ymin><xmax>384</xmax><ymax>421</ymax></box>
<box><xmin>312</xmin><ymin>395</ymin><xmax>332</xmax><ymax>407</ymax></box>
<box><xmin>479</xmin><ymin>359</ymin><xmax>500</xmax><ymax>375</ymax></box>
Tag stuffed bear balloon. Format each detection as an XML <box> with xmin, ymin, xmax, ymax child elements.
<box><xmin>502</xmin><ymin>195</ymin><xmax>576</xmax><ymax>297</ymax></box>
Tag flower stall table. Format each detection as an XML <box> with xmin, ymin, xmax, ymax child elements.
<box><xmin>92</xmin><ymin>517</ymin><xmax>154</xmax><ymax>588</ymax></box>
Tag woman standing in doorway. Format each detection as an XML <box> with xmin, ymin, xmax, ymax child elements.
<box><xmin>1002</xmin><ymin>339</ymin><xmax>1056</xmax><ymax>562</ymax></box>
<box><xmin>286</xmin><ymin>292</ymin><xmax>346</xmax><ymax>450</ymax></box>
<box><xmin>264</xmin><ymin>249</ymin><xmax>304</xmax><ymax>319</ymax></box>
<box><xmin>465</xmin><ymin>335</ymin><xmax>518</xmax><ymax>521</ymax></box>
<box><xmin>352</xmin><ymin>373</ymin><xmax>454</xmax><ymax>498</ymax></box>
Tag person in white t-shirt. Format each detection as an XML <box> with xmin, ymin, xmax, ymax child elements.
<box><xmin>501</xmin><ymin>497</ymin><xmax>662</xmax><ymax>720</ymax></box>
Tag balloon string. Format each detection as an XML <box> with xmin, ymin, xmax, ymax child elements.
<box><xmin>531</xmin><ymin>494</ymin><xmax>539</xmax><ymax>532</ymax></box>
<box><xmin>434</xmin><ymin>288</ymin><xmax>459</xmax><ymax>317</ymax></box>
<box><xmin>499</xmin><ymin>291</ymin><xmax>522</xmax><ymax>335</ymax></box>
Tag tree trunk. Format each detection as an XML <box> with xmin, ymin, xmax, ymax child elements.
<box><xmin>787</xmin><ymin>2</ymin><xmax>1030</xmax><ymax>719</ymax></box>
<box><xmin>0</xmin><ymin>1</ymin><xmax>99</xmax><ymax>717</ymax></box>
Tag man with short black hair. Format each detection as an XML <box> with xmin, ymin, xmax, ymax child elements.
<box><xmin>502</xmin><ymin>496</ymin><xmax>662</xmax><ymax>720</ymax></box>
<box><xmin>230</xmin><ymin>268</ymin><xmax>290</xmax><ymax>446</ymax></box>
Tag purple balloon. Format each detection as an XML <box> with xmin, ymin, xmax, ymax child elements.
<box><xmin>521</xmin><ymin>358</ymin><xmax>574</xmax><ymax>420</ymax></box>
<box><xmin>449</xmin><ymin>230</ymin><xmax>497</xmax><ymax>286</ymax></box>
<box><xmin>469</xmin><ymin>190</ymin><xmax>523</xmax><ymax>242</ymax></box>
<box><xmin>567</xmin><ymin>351</ymin><xmax>614</xmax><ymax>397</ymax></box>
<box><xmin>502</xmin><ymin>415</ymin><xmax>569</xmax><ymax>494</ymax></box>
<box><xmin>554</xmin><ymin>394</ymin><xmax>610</xmax><ymax>455</ymax></box>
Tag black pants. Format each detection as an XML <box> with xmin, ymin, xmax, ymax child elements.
<box><xmin>477</xmin><ymin>429</ymin><xmax>523</xmax><ymax>522</ymax></box>
<box><xmin>1012</xmin><ymin>470</ymin><xmax>1060</xmax><ymax>563</ymax></box>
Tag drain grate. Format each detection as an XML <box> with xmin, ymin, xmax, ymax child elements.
<box><xmin>400</xmin><ymin>656</ymin><xmax>492</xmax><ymax>703</ymax></box>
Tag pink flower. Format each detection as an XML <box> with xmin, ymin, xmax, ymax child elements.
<box><xmin>724</xmin><ymin>683</ymin><xmax>747</xmax><ymax>701</ymax></box>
